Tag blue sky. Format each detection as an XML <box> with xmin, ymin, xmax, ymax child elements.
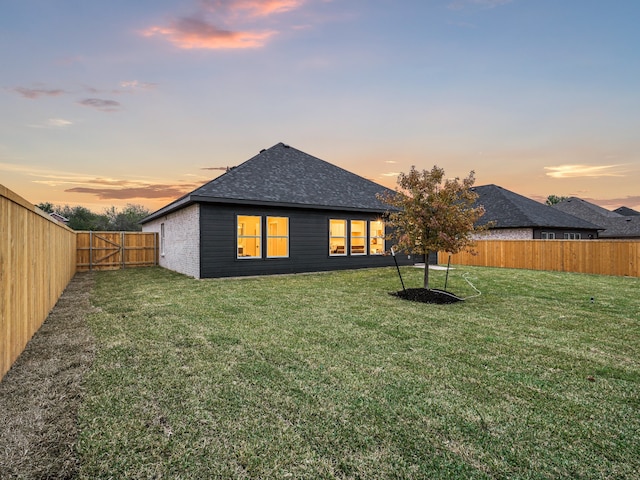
<box><xmin>1</xmin><ymin>0</ymin><xmax>639</xmax><ymax>211</ymax></box>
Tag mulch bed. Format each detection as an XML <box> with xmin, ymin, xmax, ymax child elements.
<box><xmin>391</xmin><ymin>288</ymin><xmax>463</xmax><ymax>304</ymax></box>
<box><xmin>0</xmin><ymin>272</ymin><xmax>96</xmax><ymax>480</ymax></box>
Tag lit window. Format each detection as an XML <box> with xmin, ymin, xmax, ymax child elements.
<box><xmin>329</xmin><ymin>219</ymin><xmax>347</xmax><ymax>256</ymax></box>
<box><xmin>351</xmin><ymin>220</ymin><xmax>366</xmax><ymax>255</ymax></box>
<box><xmin>267</xmin><ymin>217</ymin><xmax>289</xmax><ymax>258</ymax></box>
<box><xmin>237</xmin><ymin>215</ymin><xmax>261</xmax><ymax>258</ymax></box>
<box><xmin>369</xmin><ymin>220</ymin><xmax>385</xmax><ymax>255</ymax></box>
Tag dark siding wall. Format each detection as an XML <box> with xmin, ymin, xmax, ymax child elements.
<box><xmin>533</xmin><ymin>228</ymin><xmax>599</xmax><ymax>239</ymax></box>
<box><xmin>199</xmin><ymin>204</ymin><xmax>414</xmax><ymax>278</ymax></box>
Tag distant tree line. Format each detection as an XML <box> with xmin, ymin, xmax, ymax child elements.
<box><xmin>36</xmin><ymin>202</ymin><xmax>151</xmax><ymax>231</ymax></box>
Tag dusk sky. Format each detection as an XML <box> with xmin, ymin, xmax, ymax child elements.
<box><xmin>2</xmin><ymin>0</ymin><xmax>639</xmax><ymax>213</ymax></box>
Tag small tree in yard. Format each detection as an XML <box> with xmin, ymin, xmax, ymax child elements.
<box><xmin>378</xmin><ymin>165</ymin><xmax>487</xmax><ymax>290</ymax></box>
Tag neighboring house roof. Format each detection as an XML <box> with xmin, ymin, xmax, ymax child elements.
<box><xmin>613</xmin><ymin>206</ymin><xmax>640</xmax><ymax>216</ymax></box>
<box><xmin>471</xmin><ymin>185</ymin><xmax>601</xmax><ymax>231</ymax></box>
<box><xmin>553</xmin><ymin>197</ymin><xmax>640</xmax><ymax>238</ymax></box>
<box><xmin>142</xmin><ymin>143</ymin><xmax>395</xmax><ymax>223</ymax></box>
<box><xmin>48</xmin><ymin>212</ymin><xmax>69</xmax><ymax>223</ymax></box>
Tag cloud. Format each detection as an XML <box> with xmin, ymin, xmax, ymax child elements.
<box><xmin>382</xmin><ymin>172</ymin><xmax>400</xmax><ymax>177</ymax></box>
<box><xmin>0</xmin><ymin>161</ymin><xmax>200</xmax><ymax>201</ymax></box>
<box><xmin>27</xmin><ymin>118</ymin><xmax>74</xmax><ymax>129</ymax></box>
<box><xmin>65</xmin><ymin>184</ymin><xmax>197</xmax><ymax>200</ymax></box>
<box><xmin>47</xmin><ymin>118</ymin><xmax>73</xmax><ymax>127</ymax></box>
<box><xmin>77</xmin><ymin>98</ymin><xmax>122</xmax><ymax>112</ymax></box>
<box><xmin>143</xmin><ymin>16</ymin><xmax>276</xmax><ymax>49</ymax></box>
<box><xmin>142</xmin><ymin>0</ymin><xmax>306</xmax><ymax>50</ymax></box>
<box><xmin>200</xmin><ymin>0</ymin><xmax>304</xmax><ymax>16</ymax></box>
<box><xmin>449</xmin><ymin>0</ymin><xmax>512</xmax><ymax>10</ymax></box>
<box><xmin>592</xmin><ymin>195</ymin><xmax>640</xmax><ymax>210</ymax></box>
<box><xmin>11</xmin><ymin>86</ymin><xmax>66</xmax><ymax>99</ymax></box>
<box><xmin>119</xmin><ymin>80</ymin><xmax>158</xmax><ymax>90</ymax></box>
<box><xmin>544</xmin><ymin>164</ymin><xmax>627</xmax><ymax>179</ymax></box>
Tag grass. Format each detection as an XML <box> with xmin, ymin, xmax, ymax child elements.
<box><xmin>77</xmin><ymin>266</ymin><xmax>639</xmax><ymax>479</ymax></box>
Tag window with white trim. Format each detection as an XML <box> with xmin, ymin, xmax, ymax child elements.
<box><xmin>350</xmin><ymin>220</ymin><xmax>366</xmax><ymax>255</ymax></box>
<box><xmin>564</xmin><ymin>233</ymin><xmax>581</xmax><ymax>239</ymax></box>
<box><xmin>541</xmin><ymin>232</ymin><xmax>555</xmax><ymax>239</ymax></box>
<box><xmin>267</xmin><ymin>216</ymin><xmax>289</xmax><ymax>258</ymax></box>
<box><xmin>237</xmin><ymin>215</ymin><xmax>261</xmax><ymax>258</ymax></box>
<box><xmin>329</xmin><ymin>219</ymin><xmax>347</xmax><ymax>255</ymax></box>
<box><xmin>369</xmin><ymin>220</ymin><xmax>385</xmax><ymax>255</ymax></box>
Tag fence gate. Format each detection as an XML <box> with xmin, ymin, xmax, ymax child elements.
<box><xmin>76</xmin><ymin>231</ymin><xmax>158</xmax><ymax>271</ymax></box>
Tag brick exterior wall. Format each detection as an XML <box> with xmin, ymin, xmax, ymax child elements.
<box><xmin>142</xmin><ymin>204</ymin><xmax>200</xmax><ymax>278</ymax></box>
<box><xmin>474</xmin><ymin>228</ymin><xmax>533</xmax><ymax>240</ymax></box>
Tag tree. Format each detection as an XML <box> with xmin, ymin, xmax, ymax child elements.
<box><xmin>545</xmin><ymin>195</ymin><xmax>568</xmax><ymax>206</ymax></box>
<box><xmin>104</xmin><ymin>204</ymin><xmax>150</xmax><ymax>231</ymax></box>
<box><xmin>37</xmin><ymin>203</ymin><xmax>150</xmax><ymax>231</ymax></box>
<box><xmin>36</xmin><ymin>202</ymin><xmax>55</xmax><ymax>213</ymax></box>
<box><xmin>378</xmin><ymin>165</ymin><xmax>486</xmax><ymax>290</ymax></box>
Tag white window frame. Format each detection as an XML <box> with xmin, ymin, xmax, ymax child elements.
<box><xmin>237</xmin><ymin>215</ymin><xmax>262</xmax><ymax>259</ymax></box>
<box><xmin>564</xmin><ymin>232</ymin><xmax>581</xmax><ymax>240</ymax></box>
<box><xmin>329</xmin><ymin>219</ymin><xmax>347</xmax><ymax>256</ymax></box>
<box><xmin>369</xmin><ymin>220</ymin><xmax>385</xmax><ymax>255</ymax></box>
<box><xmin>350</xmin><ymin>220</ymin><xmax>367</xmax><ymax>256</ymax></box>
<box><xmin>541</xmin><ymin>232</ymin><xmax>556</xmax><ymax>240</ymax></box>
<box><xmin>266</xmin><ymin>216</ymin><xmax>289</xmax><ymax>258</ymax></box>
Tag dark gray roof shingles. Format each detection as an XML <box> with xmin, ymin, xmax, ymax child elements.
<box><xmin>472</xmin><ymin>185</ymin><xmax>601</xmax><ymax>230</ymax></box>
<box><xmin>142</xmin><ymin>143</ymin><xmax>394</xmax><ymax>223</ymax></box>
<box><xmin>553</xmin><ymin>197</ymin><xmax>640</xmax><ymax>238</ymax></box>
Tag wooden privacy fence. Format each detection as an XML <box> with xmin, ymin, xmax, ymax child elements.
<box><xmin>1</xmin><ymin>184</ymin><xmax>77</xmax><ymax>381</ymax></box>
<box><xmin>76</xmin><ymin>231</ymin><xmax>158</xmax><ymax>271</ymax></box>
<box><xmin>440</xmin><ymin>239</ymin><xmax>640</xmax><ymax>277</ymax></box>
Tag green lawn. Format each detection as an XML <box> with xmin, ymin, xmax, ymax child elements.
<box><xmin>77</xmin><ymin>266</ymin><xmax>639</xmax><ymax>479</ymax></box>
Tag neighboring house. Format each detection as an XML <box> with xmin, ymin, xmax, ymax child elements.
<box><xmin>553</xmin><ymin>197</ymin><xmax>640</xmax><ymax>239</ymax></box>
<box><xmin>471</xmin><ymin>185</ymin><xmax>601</xmax><ymax>240</ymax></box>
<box><xmin>141</xmin><ymin>143</ymin><xmax>413</xmax><ymax>278</ymax></box>
<box><xmin>48</xmin><ymin>212</ymin><xmax>69</xmax><ymax>224</ymax></box>
<box><xmin>613</xmin><ymin>206</ymin><xmax>640</xmax><ymax>216</ymax></box>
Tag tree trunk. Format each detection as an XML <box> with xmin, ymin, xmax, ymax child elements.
<box><xmin>423</xmin><ymin>249</ymin><xmax>431</xmax><ymax>289</ymax></box>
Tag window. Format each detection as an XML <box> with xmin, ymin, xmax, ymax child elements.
<box><xmin>541</xmin><ymin>232</ymin><xmax>555</xmax><ymax>239</ymax></box>
<box><xmin>564</xmin><ymin>233</ymin><xmax>581</xmax><ymax>240</ymax></box>
<box><xmin>237</xmin><ymin>215</ymin><xmax>261</xmax><ymax>258</ymax></box>
<box><xmin>329</xmin><ymin>219</ymin><xmax>347</xmax><ymax>255</ymax></box>
<box><xmin>160</xmin><ymin>223</ymin><xmax>165</xmax><ymax>256</ymax></box>
<box><xmin>350</xmin><ymin>220</ymin><xmax>366</xmax><ymax>255</ymax></box>
<box><xmin>369</xmin><ymin>220</ymin><xmax>385</xmax><ymax>255</ymax></box>
<box><xmin>267</xmin><ymin>216</ymin><xmax>289</xmax><ymax>258</ymax></box>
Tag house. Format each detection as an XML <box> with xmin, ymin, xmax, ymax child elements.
<box><xmin>613</xmin><ymin>206</ymin><xmax>640</xmax><ymax>216</ymax></box>
<box><xmin>48</xmin><ymin>212</ymin><xmax>69</xmax><ymax>224</ymax></box>
<box><xmin>140</xmin><ymin>143</ymin><xmax>413</xmax><ymax>278</ymax></box>
<box><xmin>553</xmin><ymin>197</ymin><xmax>640</xmax><ymax>239</ymax></box>
<box><xmin>470</xmin><ymin>184</ymin><xmax>601</xmax><ymax>239</ymax></box>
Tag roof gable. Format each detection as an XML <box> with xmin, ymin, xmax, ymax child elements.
<box><xmin>142</xmin><ymin>143</ymin><xmax>394</xmax><ymax>223</ymax></box>
<box><xmin>554</xmin><ymin>197</ymin><xmax>640</xmax><ymax>238</ymax></box>
<box><xmin>613</xmin><ymin>206</ymin><xmax>640</xmax><ymax>216</ymax></box>
<box><xmin>472</xmin><ymin>185</ymin><xmax>601</xmax><ymax>230</ymax></box>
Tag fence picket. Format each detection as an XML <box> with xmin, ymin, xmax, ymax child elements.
<box><xmin>440</xmin><ymin>240</ymin><xmax>640</xmax><ymax>277</ymax></box>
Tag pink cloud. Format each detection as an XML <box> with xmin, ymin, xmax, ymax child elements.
<box><xmin>77</xmin><ymin>98</ymin><xmax>122</xmax><ymax>112</ymax></box>
<box><xmin>11</xmin><ymin>87</ymin><xmax>66</xmax><ymax>99</ymax></box>
<box><xmin>143</xmin><ymin>16</ymin><xmax>276</xmax><ymax>49</ymax></box>
<box><xmin>65</xmin><ymin>183</ymin><xmax>200</xmax><ymax>200</ymax></box>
